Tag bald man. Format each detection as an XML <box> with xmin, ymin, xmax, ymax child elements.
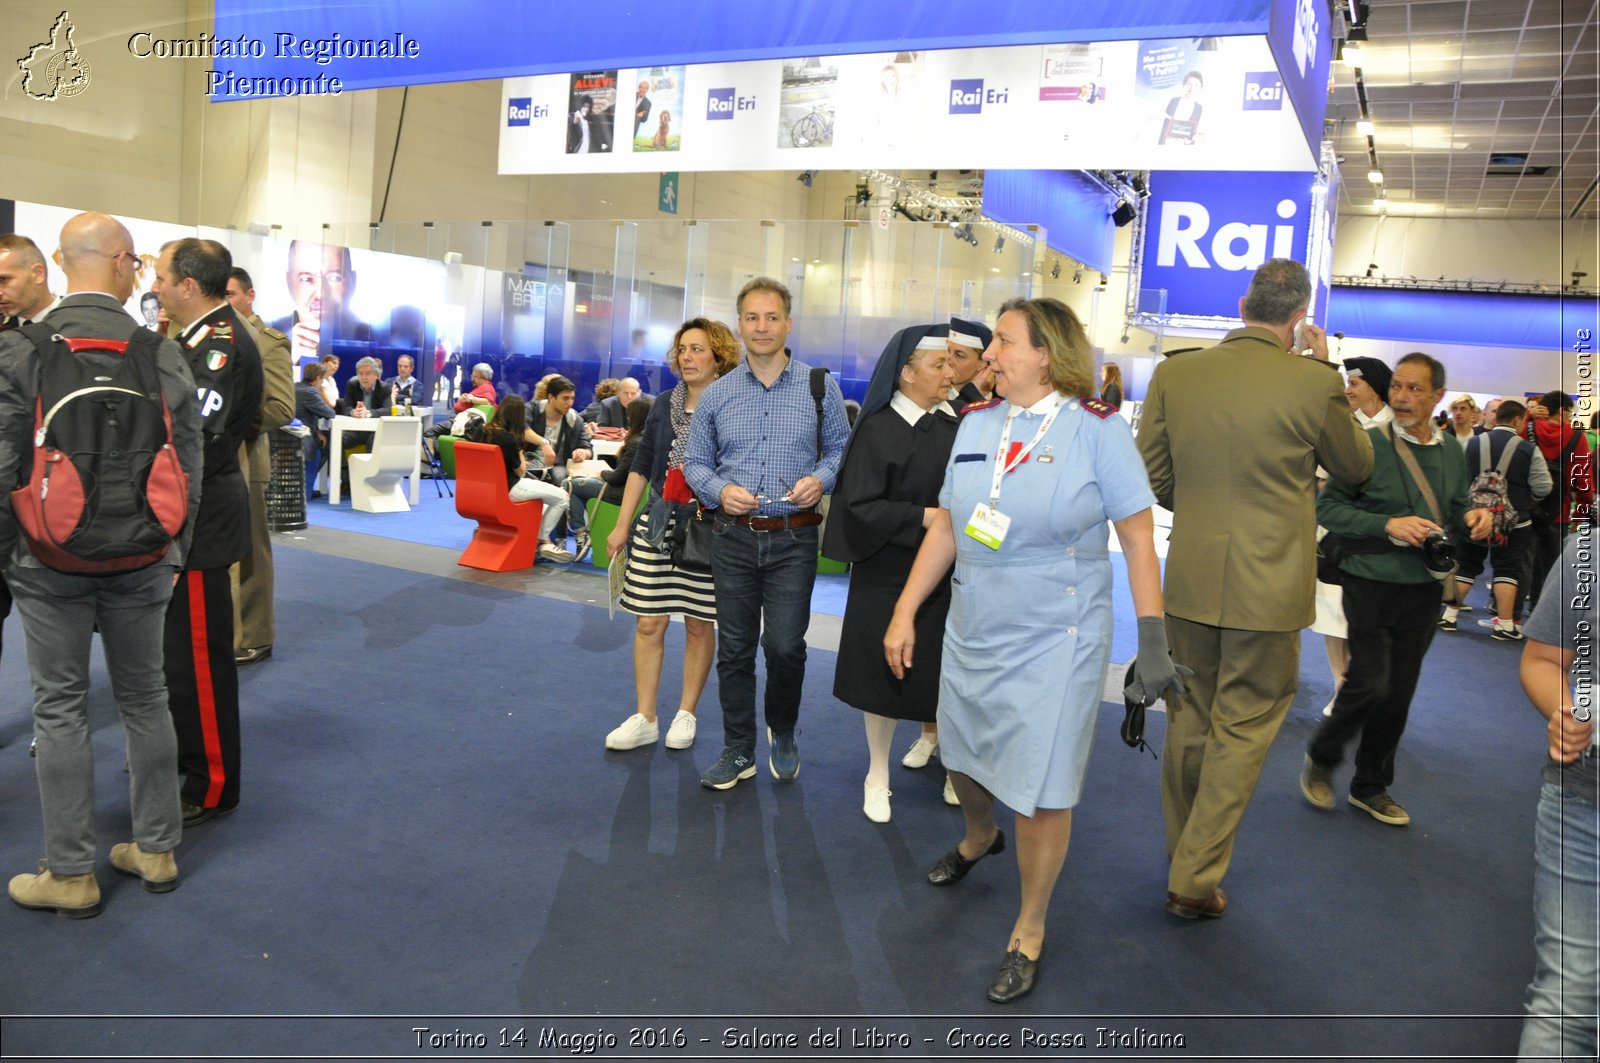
<box><xmin>0</xmin><ymin>213</ymin><xmax>204</xmax><ymax>916</ymax></box>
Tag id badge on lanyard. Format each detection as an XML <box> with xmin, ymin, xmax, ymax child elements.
<box><xmin>963</xmin><ymin>396</ymin><xmax>1064</xmax><ymax>550</ymax></box>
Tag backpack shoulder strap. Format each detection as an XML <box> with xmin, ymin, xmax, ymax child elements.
<box><xmin>809</xmin><ymin>366</ymin><xmax>829</xmax><ymax>460</ymax></box>
<box><xmin>1494</xmin><ymin>434</ymin><xmax>1519</xmax><ymax>476</ymax></box>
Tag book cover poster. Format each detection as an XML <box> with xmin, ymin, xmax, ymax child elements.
<box><xmin>777</xmin><ymin>57</ymin><xmax>838</xmax><ymax>149</ymax></box>
<box><xmin>632</xmin><ymin>66</ymin><xmax>685</xmax><ymax>152</ymax></box>
<box><xmin>566</xmin><ymin>70</ymin><xmax>617</xmax><ymax>154</ymax></box>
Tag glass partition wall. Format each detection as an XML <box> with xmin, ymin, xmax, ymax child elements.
<box><xmin>314</xmin><ymin>215</ymin><xmax>1041</xmax><ymax>407</ymax></box>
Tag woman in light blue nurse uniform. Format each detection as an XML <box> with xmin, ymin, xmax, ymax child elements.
<box><xmin>885</xmin><ymin>297</ymin><xmax>1186</xmax><ymax>1004</ymax></box>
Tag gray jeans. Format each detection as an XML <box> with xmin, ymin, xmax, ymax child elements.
<box><xmin>9</xmin><ymin>561</ymin><xmax>182</xmax><ymax>875</ymax></box>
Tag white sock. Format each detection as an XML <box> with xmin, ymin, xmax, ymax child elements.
<box><xmin>864</xmin><ymin>714</ymin><xmax>895</xmax><ymax>791</ymax></box>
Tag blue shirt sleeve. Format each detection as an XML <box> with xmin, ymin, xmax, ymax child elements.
<box><xmin>683</xmin><ymin>381</ymin><xmax>725</xmax><ymax>504</ymax></box>
<box><xmin>1092</xmin><ymin>412</ymin><xmax>1159</xmax><ymax>522</ymax></box>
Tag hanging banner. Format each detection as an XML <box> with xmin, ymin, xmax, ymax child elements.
<box><xmin>500</xmin><ymin>37</ymin><xmax>1320</xmax><ymax>175</ymax></box>
<box><xmin>210</xmin><ymin>0</ymin><xmax>1283</xmax><ymax>97</ymax></box>
<box><xmin>1138</xmin><ymin>170</ymin><xmax>1318</xmax><ymax>320</ymax></box>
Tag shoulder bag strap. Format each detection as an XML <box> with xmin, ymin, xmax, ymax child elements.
<box><xmin>1389</xmin><ymin>425</ymin><xmax>1445</xmax><ymax>526</ymax></box>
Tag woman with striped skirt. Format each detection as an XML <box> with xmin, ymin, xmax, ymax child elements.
<box><xmin>602</xmin><ymin>317</ymin><xmax>742</xmax><ymax>752</ymax></box>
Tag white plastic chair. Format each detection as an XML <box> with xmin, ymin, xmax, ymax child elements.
<box><xmin>348</xmin><ymin>418</ymin><xmax>416</xmax><ymax>513</ymax></box>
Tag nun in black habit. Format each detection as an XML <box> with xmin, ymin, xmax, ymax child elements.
<box><xmin>823</xmin><ymin>324</ymin><xmax>960</xmax><ymax>824</ymax></box>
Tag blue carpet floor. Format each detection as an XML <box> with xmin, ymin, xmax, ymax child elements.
<box><xmin>304</xmin><ymin>485</ymin><xmax>858</xmax><ymax>617</ymax></box>
<box><xmin>0</xmin><ymin>540</ymin><xmax>1542</xmax><ymax>1059</ymax></box>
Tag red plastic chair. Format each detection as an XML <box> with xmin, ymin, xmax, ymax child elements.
<box><xmin>453</xmin><ymin>442</ymin><xmax>544</xmax><ymax>571</ymax></box>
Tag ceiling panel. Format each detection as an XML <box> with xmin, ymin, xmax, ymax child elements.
<box><xmin>1332</xmin><ymin>0</ymin><xmax>1598</xmax><ymax>219</ymax></box>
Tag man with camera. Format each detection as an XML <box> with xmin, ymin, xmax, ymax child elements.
<box><xmin>1302</xmin><ymin>352</ymin><xmax>1493</xmax><ymax>827</ymax></box>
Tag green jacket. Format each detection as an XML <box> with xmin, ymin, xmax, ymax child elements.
<box><xmin>1319</xmin><ymin>424</ymin><xmax>1472</xmax><ymax>585</ymax></box>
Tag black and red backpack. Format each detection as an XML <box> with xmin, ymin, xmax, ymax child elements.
<box><xmin>10</xmin><ymin>323</ymin><xmax>189</xmax><ymax>573</ymax></box>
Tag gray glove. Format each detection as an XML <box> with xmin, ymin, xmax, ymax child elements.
<box><xmin>1123</xmin><ymin>616</ymin><xmax>1194</xmax><ymax>706</ymax></box>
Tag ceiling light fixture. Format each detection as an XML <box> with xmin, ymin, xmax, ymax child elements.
<box><xmin>1367</xmin><ymin>169</ymin><xmax>1384</xmax><ymax>184</ymax></box>
<box><xmin>1356</xmin><ymin>119</ymin><xmax>1374</xmax><ymax>136</ymax></box>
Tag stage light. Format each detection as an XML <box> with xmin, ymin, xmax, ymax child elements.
<box><xmin>1050</xmin><ymin>261</ymin><xmax>1061</xmax><ymax>279</ymax></box>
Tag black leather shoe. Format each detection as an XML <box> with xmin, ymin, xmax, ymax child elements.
<box><xmin>927</xmin><ymin>829</ymin><xmax>1005</xmax><ymax>886</ymax></box>
<box><xmin>235</xmin><ymin>646</ymin><xmax>272</xmax><ymax>666</ymax></box>
<box><xmin>182</xmin><ymin>802</ymin><xmax>237</xmax><ymax>827</ymax></box>
<box><xmin>987</xmin><ymin>945</ymin><xmax>1040</xmax><ymax>1003</ymax></box>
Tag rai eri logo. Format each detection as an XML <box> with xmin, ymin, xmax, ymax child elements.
<box><xmin>18</xmin><ymin>11</ymin><xmax>92</xmax><ymax>101</ymax></box>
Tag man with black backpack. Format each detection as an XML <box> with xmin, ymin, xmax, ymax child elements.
<box><xmin>1447</xmin><ymin>399</ymin><xmax>1551</xmax><ymax>640</ymax></box>
<box><xmin>152</xmin><ymin>238</ymin><xmax>264</xmax><ymax>829</ymax></box>
<box><xmin>0</xmin><ymin>213</ymin><xmax>204</xmax><ymax>917</ymax></box>
<box><xmin>684</xmin><ymin>277</ymin><xmax>849</xmax><ymax>790</ymax></box>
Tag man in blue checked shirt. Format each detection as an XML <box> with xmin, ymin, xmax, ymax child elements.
<box><xmin>685</xmin><ymin>277</ymin><xmax>849</xmax><ymax>791</ymax></box>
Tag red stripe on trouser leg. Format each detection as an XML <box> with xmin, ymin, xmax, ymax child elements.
<box><xmin>187</xmin><ymin>572</ymin><xmax>226</xmax><ymax>808</ymax></box>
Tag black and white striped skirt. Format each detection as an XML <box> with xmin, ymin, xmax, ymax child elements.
<box><xmin>619</xmin><ymin>510</ymin><xmax>717</xmax><ymax>623</ymax></box>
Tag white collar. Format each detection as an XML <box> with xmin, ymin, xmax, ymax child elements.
<box><xmin>1396</xmin><ymin>421</ymin><xmax>1443</xmax><ymax>446</ymax></box>
<box><xmin>888</xmin><ymin>390</ymin><xmax>953</xmax><ymax>426</ymax></box>
<box><xmin>1008</xmin><ymin>391</ymin><xmax>1065</xmax><ymax>415</ymax></box>
<box><xmin>1355</xmin><ymin>405</ymin><xmax>1393</xmax><ymax>428</ymax></box>
<box><xmin>888</xmin><ymin>391</ymin><xmax>923</xmax><ymax>426</ymax></box>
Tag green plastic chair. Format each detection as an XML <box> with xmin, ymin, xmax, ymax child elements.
<box><xmin>588</xmin><ymin>489</ymin><xmax>651</xmax><ymax>569</ymax></box>
<box><xmin>436</xmin><ymin>404</ymin><xmax>496</xmax><ymax>477</ymax></box>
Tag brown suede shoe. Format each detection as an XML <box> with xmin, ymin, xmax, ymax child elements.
<box><xmin>8</xmin><ymin>865</ymin><xmax>102</xmax><ymax>918</ymax></box>
<box><xmin>110</xmin><ymin>842</ymin><xmax>179</xmax><ymax>893</ymax></box>
<box><xmin>1165</xmin><ymin>886</ymin><xmax>1228</xmax><ymax>920</ymax></box>
<box><xmin>1300</xmin><ymin>755</ymin><xmax>1335</xmax><ymax>810</ymax></box>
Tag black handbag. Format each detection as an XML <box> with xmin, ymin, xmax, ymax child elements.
<box><xmin>1316</xmin><ymin>532</ymin><xmax>1354</xmax><ymax>586</ymax></box>
<box><xmin>668</xmin><ymin>501</ymin><xmax>714</xmax><ymax>572</ymax></box>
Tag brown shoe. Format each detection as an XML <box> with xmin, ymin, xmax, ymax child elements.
<box><xmin>110</xmin><ymin>842</ymin><xmax>179</xmax><ymax>893</ymax></box>
<box><xmin>8</xmin><ymin>865</ymin><xmax>102</xmax><ymax>919</ymax></box>
<box><xmin>1300</xmin><ymin>755</ymin><xmax>1335</xmax><ymax>810</ymax></box>
<box><xmin>1166</xmin><ymin>886</ymin><xmax>1228</xmax><ymax>920</ymax></box>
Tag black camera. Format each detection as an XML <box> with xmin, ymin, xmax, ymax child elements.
<box><xmin>1420</xmin><ymin>530</ymin><xmax>1457</xmax><ymax>578</ymax></box>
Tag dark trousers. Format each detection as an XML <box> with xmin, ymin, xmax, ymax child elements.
<box><xmin>709</xmin><ymin>520</ymin><xmax>819</xmax><ymax>751</ymax></box>
<box><xmin>1309</xmin><ymin>575</ymin><xmax>1442</xmax><ymax>798</ymax></box>
<box><xmin>165</xmin><ymin>567</ymin><xmax>241</xmax><ymax>810</ymax></box>
<box><xmin>1523</xmin><ymin>519</ymin><xmax>1563</xmax><ymax>613</ymax></box>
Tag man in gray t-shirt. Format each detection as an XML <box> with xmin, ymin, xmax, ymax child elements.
<box><xmin>1515</xmin><ymin>527</ymin><xmax>1598</xmax><ymax>1061</ymax></box>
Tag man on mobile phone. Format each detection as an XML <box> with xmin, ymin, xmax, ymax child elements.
<box><xmin>1137</xmin><ymin>258</ymin><xmax>1372</xmax><ymax>918</ymax></box>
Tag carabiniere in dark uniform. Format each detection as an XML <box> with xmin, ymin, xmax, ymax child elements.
<box><xmin>167</xmin><ymin>303</ymin><xmax>263</xmax><ymax>824</ymax></box>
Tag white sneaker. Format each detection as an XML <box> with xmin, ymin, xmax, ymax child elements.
<box><xmin>605</xmin><ymin>713</ymin><xmax>658</xmax><ymax>751</ymax></box>
<box><xmin>901</xmin><ymin>735</ymin><xmax>938</xmax><ymax>769</ymax></box>
<box><xmin>664</xmin><ymin>710</ymin><xmax>697</xmax><ymax>749</ymax></box>
<box><xmin>539</xmin><ymin>543</ymin><xmax>577</xmax><ymax>563</ymax></box>
<box><xmin>863</xmin><ymin>783</ymin><xmax>892</xmax><ymax>823</ymax></box>
<box><xmin>943</xmin><ymin>774</ymin><xmax>960</xmax><ymax>806</ymax></box>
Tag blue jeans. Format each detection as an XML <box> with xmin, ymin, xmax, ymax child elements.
<box><xmin>565</xmin><ymin>476</ymin><xmax>602</xmax><ymax>534</ymax></box>
<box><xmin>1518</xmin><ymin>761</ymin><xmax>1600</xmax><ymax>1061</ymax></box>
<box><xmin>709</xmin><ymin>520</ymin><xmax>818</xmax><ymax>751</ymax></box>
<box><xmin>9</xmin><ymin>562</ymin><xmax>182</xmax><ymax>875</ymax></box>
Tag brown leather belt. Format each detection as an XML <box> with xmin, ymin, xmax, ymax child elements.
<box><xmin>731</xmin><ymin>511</ymin><xmax>822</xmax><ymax>532</ymax></box>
